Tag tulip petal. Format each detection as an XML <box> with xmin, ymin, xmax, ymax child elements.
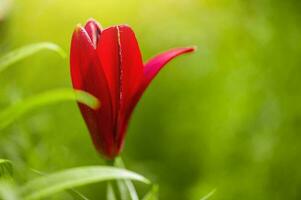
<box><xmin>124</xmin><ymin>47</ymin><xmax>196</xmax><ymax>132</ymax></box>
<box><xmin>70</xmin><ymin>26</ymin><xmax>95</xmax><ymax>90</ymax></box>
<box><xmin>116</xmin><ymin>26</ymin><xmax>144</xmax><ymax>148</ymax></box>
<box><xmin>142</xmin><ymin>47</ymin><xmax>196</xmax><ymax>91</ymax></box>
<box><xmin>84</xmin><ymin>19</ymin><xmax>102</xmax><ymax>48</ymax></box>
<box><xmin>96</xmin><ymin>26</ymin><xmax>120</xmax><ymax>128</ymax></box>
<box><xmin>96</xmin><ymin>25</ymin><xmax>143</xmax><ymax>149</ymax></box>
<box><xmin>70</xmin><ymin>26</ymin><xmax>116</xmax><ymax>158</ymax></box>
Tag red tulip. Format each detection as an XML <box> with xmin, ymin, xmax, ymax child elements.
<box><xmin>70</xmin><ymin>19</ymin><xmax>195</xmax><ymax>159</ymax></box>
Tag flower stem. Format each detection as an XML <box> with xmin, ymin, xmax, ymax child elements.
<box><xmin>105</xmin><ymin>159</ymin><xmax>115</xmax><ymax>166</ymax></box>
<box><xmin>106</xmin><ymin>158</ymin><xmax>117</xmax><ymax>200</ymax></box>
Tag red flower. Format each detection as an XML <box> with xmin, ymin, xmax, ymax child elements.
<box><xmin>70</xmin><ymin>19</ymin><xmax>195</xmax><ymax>159</ymax></box>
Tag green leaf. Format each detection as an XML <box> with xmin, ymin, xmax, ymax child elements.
<box><xmin>0</xmin><ymin>159</ymin><xmax>13</xmax><ymax>177</ymax></box>
<box><xmin>142</xmin><ymin>185</ymin><xmax>159</xmax><ymax>200</ymax></box>
<box><xmin>0</xmin><ymin>180</ymin><xmax>19</xmax><ymax>200</ymax></box>
<box><xmin>68</xmin><ymin>189</ymin><xmax>90</xmax><ymax>200</ymax></box>
<box><xmin>30</xmin><ymin>168</ymin><xmax>89</xmax><ymax>200</ymax></box>
<box><xmin>0</xmin><ymin>42</ymin><xmax>66</xmax><ymax>73</ymax></box>
<box><xmin>116</xmin><ymin>180</ymin><xmax>130</xmax><ymax>200</ymax></box>
<box><xmin>20</xmin><ymin>166</ymin><xmax>150</xmax><ymax>200</ymax></box>
<box><xmin>200</xmin><ymin>189</ymin><xmax>216</xmax><ymax>200</ymax></box>
<box><xmin>0</xmin><ymin>88</ymin><xmax>100</xmax><ymax>130</ymax></box>
<box><xmin>114</xmin><ymin>157</ymin><xmax>139</xmax><ymax>200</ymax></box>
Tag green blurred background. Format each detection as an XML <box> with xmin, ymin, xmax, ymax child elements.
<box><xmin>1</xmin><ymin>0</ymin><xmax>301</xmax><ymax>199</ymax></box>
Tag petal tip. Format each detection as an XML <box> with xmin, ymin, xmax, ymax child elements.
<box><xmin>184</xmin><ymin>46</ymin><xmax>197</xmax><ymax>53</ymax></box>
<box><xmin>117</xmin><ymin>24</ymin><xmax>134</xmax><ymax>32</ymax></box>
<box><xmin>85</xmin><ymin>18</ymin><xmax>102</xmax><ymax>28</ymax></box>
<box><xmin>86</xmin><ymin>17</ymin><xmax>97</xmax><ymax>23</ymax></box>
<box><xmin>117</xmin><ymin>24</ymin><xmax>130</xmax><ymax>28</ymax></box>
<box><xmin>190</xmin><ymin>45</ymin><xmax>198</xmax><ymax>51</ymax></box>
<box><xmin>74</xmin><ymin>24</ymin><xmax>85</xmax><ymax>34</ymax></box>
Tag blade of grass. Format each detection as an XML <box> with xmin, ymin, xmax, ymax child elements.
<box><xmin>0</xmin><ymin>180</ymin><xmax>19</xmax><ymax>200</ymax></box>
<box><xmin>30</xmin><ymin>168</ymin><xmax>89</xmax><ymax>200</ymax></box>
<box><xmin>200</xmin><ymin>189</ymin><xmax>216</xmax><ymax>200</ymax></box>
<box><xmin>107</xmin><ymin>183</ymin><xmax>117</xmax><ymax>200</ymax></box>
<box><xmin>142</xmin><ymin>185</ymin><xmax>159</xmax><ymax>200</ymax></box>
<box><xmin>20</xmin><ymin>166</ymin><xmax>150</xmax><ymax>200</ymax></box>
<box><xmin>0</xmin><ymin>42</ymin><xmax>66</xmax><ymax>73</ymax></box>
<box><xmin>66</xmin><ymin>189</ymin><xmax>90</xmax><ymax>200</ymax></box>
<box><xmin>116</xmin><ymin>180</ymin><xmax>129</xmax><ymax>200</ymax></box>
<box><xmin>0</xmin><ymin>88</ymin><xmax>100</xmax><ymax>130</ymax></box>
<box><xmin>114</xmin><ymin>157</ymin><xmax>139</xmax><ymax>200</ymax></box>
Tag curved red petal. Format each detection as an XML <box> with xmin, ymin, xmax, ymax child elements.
<box><xmin>84</xmin><ymin>19</ymin><xmax>102</xmax><ymax>48</ymax></box>
<box><xmin>70</xmin><ymin>26</ymin><xmax>95</xmax><ymax>90</ymax></box>
<box><xmin>142</xmin><ymin>47</ymin><xmax>196</xmax><ymax>91</ymax></box>
<box><xmin>70</xmin><ymin>26</ymin><xmax>116</xmax><ymax>159</ymax></box>
<box><xmin>123</xmin><ymin>47</ymin><xmax>196</xmax><ymax>134</ymax></box>
<box><xmin>96</xmin><ymin>25</ymin><xmax>143</xmax><ymax>152</ymax></box>
<box><xmin>96</xmin><ymin>26</ymin><xmax>120</xmax><ymax>129</ymax></box>
<box><xmin>116</xmin><ymin>25</ymin><xmax>144</xmax><ymax>149</ymax></box>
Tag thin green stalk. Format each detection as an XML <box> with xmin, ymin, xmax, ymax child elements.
<box><xmin>106</xmin><ymin>159</ymin><xmax>117</xmax><ymax>200</ymax></box>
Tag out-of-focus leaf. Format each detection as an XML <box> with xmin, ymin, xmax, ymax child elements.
<box><xmin>0</xmin><ymin>159</ymin><xmax>13</xmax><ymax>177</ymax></box>
<box><xmin>30</xmin><ymin>168</ymin><xmax>89</xmax><ymax>200</ymax></box>
<box><xmin>0</xmin><ymin>180</ymin><xmax>19</xmax><ymax>200</ymax></box>
<box><xmin>0</xmin><ymin>88</ymin><xmax>100</xmax><ymax>130</ymax></box>
<box><xmin>116</xmin><ymin>180</ymin><xmax>129</xmax><ymax>200</ymax></box>
<box><xmin>114</xmin><ymin>157</ymin><xmax>139</xmax><ymax>200</ymax></box>
<box><xmin>0</xmin><ymin>42</ymin><xmax>66</xmax><ymax>73</ymax></box>
<box><xmin>200</xmin><ymin>189</ymin><xmax>216</xmax><ymax>200</ymax></box>
<box><xmin>107</xmin><ymin>183</ymin><xmax>117</xmax><ymax>200</ymax></box>
<box><xmin>142</xmin><ymin>185</ymin><xmax>159</xmax><ymax>200</ymax></box>
<box><xmin>20</xmin><ymin>166</ymin><xmax>150</xmax><ymax>200</ymax></box>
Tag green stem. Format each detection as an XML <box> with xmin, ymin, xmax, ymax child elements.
<box><xmin>105</xmin><ymin>159</ymin><xmax>115</xmax><ymax>167</ymax></box>
<box><xmin>106</xmin><ymin>158</ymin><xmax>117</xmax><ymax>200</ymax></box>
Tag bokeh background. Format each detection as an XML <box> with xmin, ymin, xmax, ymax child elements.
<box><xmin>1</xmin><ymin>0</ymin><xmax>301</xmax><ymax>199</ymax></box>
